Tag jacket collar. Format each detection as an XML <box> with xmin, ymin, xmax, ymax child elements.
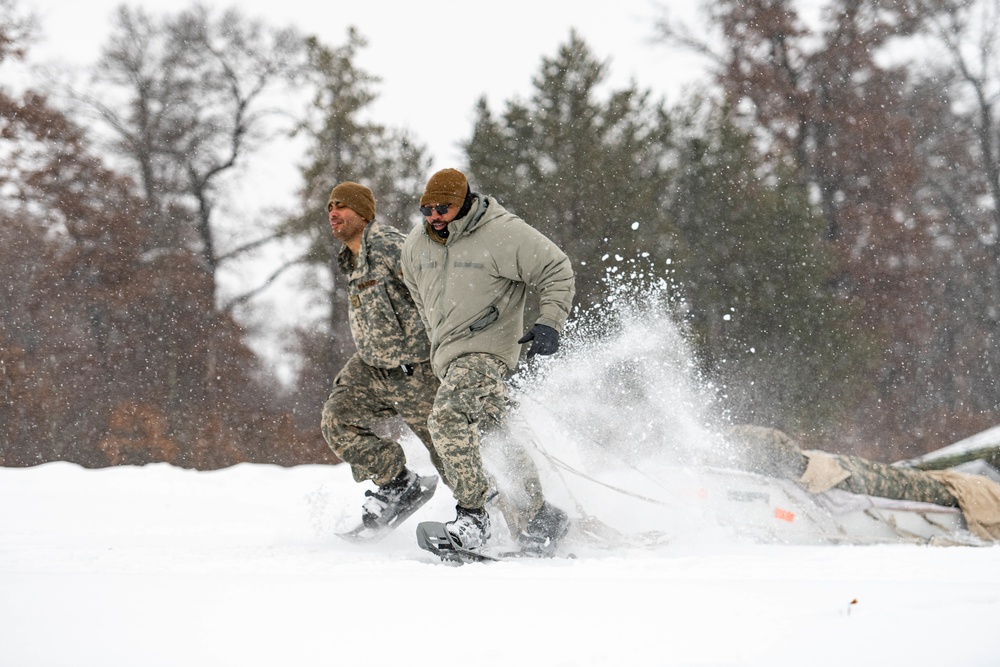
<box><xmin>424</xmin><ymin>195</ymin><xmax>491</xmax><ymax>245</ymax></box>
<box><xmin>337</xmin><ymin>220</ymin><xmax>377</xmax><ymax>273</ymax></box>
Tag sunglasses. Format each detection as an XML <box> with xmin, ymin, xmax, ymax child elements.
<box><xmin>419</xmin><ymin>203</ymin><xmax>451</xmax><ymax>217</ymax></box>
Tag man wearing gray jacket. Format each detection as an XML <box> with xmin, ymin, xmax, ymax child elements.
<box><xmin>401</xmin><ymin>168</ymin><xmax>575</xmax><ymax>552</ymax></box>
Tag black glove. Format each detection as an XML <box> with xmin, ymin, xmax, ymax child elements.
<box><xmin>517</xmin><ymin>323</ymin><xmax>559</xmax><ymax>358</ymax></box>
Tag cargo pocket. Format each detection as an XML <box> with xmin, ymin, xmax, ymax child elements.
<box><xmin>468</xmin><ymin>304</ymin><xmax>499</xmax><ymax>333</ymax></box>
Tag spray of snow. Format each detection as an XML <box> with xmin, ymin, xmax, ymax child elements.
<box><xmin>512</xmin><ymin>255</ymin><xmax>728</xmax><ymax>467</ymax></box>
<box><xmin>479</xmin><ymin>256</ymin><xmax>753</xmax><ymax>543</ymax></box>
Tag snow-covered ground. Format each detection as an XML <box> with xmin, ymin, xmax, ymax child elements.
<box><xmin>3</xmin><ymin>457</ymin><xmax>999</xmax><ymax>667</ymax></box>
<box><xmin>4</xmin><ymin>293</ymin><xmax>999</xmax><ymax>666</ymax></box>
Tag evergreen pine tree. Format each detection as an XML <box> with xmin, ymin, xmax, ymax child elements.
<box><xmin>669</xmin><ymin>102</ymin><xmax>868</xmax><ymax>436</ymax></box>
<box><xmin>465</xmin><ymin>30</ymin><xmax>676</xmax><ymax>310</ymax></box>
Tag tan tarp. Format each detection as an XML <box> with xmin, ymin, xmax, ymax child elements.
<box><xmin>800</xmin><ymin>451</ymin><xmax>1000</xmax><ymax>541</ymax></box>
<box><xmin>800</xmin><ymin>451</ymin><xmax>851</xmax><ymax>494</ymax></box>
<box><xmin>925</xmin><ymin>470</ymin><xmax>1000</xmax><ymax>541</ymax></box>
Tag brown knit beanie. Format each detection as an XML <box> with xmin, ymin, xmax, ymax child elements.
<box><xmin>329</xmin><ymin>182</ymin><xmax>376</xmax><ymax>221</ymax></box>
<box><xmin>420</xmin><ymin>168</ymin><xmax>469</xmax><ymax>207</ymax></box>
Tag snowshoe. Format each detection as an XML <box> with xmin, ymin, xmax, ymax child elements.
<box><xmin>337</xmin><ymin>469</ymin><xmax>437</xmax><ymax>543</ymax></box>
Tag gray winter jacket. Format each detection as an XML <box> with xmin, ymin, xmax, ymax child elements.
<box><xmin>401</xmin><ymin>194</ymin><xmax>575</xmax><ymax>377</ymax></box>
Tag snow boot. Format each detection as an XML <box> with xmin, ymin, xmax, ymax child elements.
<box><xmin>361</xmin><ymin>468</ymin><xmax>434</xmax><ymax>530</ymax></box>
<box><xmin>445</xmin><ymin>505</ymin><xmax>491</xmax><ymax>550</ymax></box>
<box><xmin>518</xmin><ymin>501</ymin><xmax>569</xmax><ymax>556</ymax></box>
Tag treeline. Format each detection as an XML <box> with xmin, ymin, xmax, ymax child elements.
<box><xmin>1</xmin><ymin>0</ymin><xmax>998</xmax><ymax>468</ymax></box>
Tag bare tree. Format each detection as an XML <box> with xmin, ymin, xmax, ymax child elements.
<box><xmin>279</xmin><ymin>30</ymin><xmax>430</xmax><ymax>416</ymax></box>
<box><xmin>654</xmin><ymin>0</ymin><xmax>995</xmax><ymax>456</ymax></box>
<box><xmin>921</xmin><ymin>0</ymin><xmax>1000</xmax><ymax>293</ymax></box>
<box><xmin>88</xmin><ymin>4</ymin><xmax>305</xmax><ymax>304</ymax></box>
<box><xmin>902</xmin><ymin>0</ymin><xmax>1000</xmax><ymax>443</ymax></box>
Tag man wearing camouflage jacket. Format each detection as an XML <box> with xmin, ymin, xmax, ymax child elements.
<box><xmin>320</xmin><ymin>181</ymin><xmax>443</xmax><ymax>531</ymax></box>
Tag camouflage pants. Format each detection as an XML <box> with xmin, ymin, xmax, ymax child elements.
<box><xmin>481</xmin><ymin>410</ymin><xmax>546</xmax><ymax>536</ymax></box>
<box><xmin>727</xmin><ymin>425</ymin><xmax>810</xmax><ymax>479</ymax></box>
<box><xmin>729</xmin><ymin>424</ymin><xmax>957</xmax><ymax>507</ymax></box>
<box><xmin>428</xmin><ymin>353</ymin><xmax>534</xmax><ymax>512</ymax></box>
<box><xmin>831</xmin><ymin>454</ymin><xmax>958</xmax><ymax>507</ymax></box>
<box><xmin>321</xmin><ymin>354</ymin><xmax>444</xmax><ymax>486</ymax></box>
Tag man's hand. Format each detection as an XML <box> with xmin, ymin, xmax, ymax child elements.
<box><xmin>517</xmin><ymin>324</ymin><xmax>559</xmax><ymax>358</ymax></box>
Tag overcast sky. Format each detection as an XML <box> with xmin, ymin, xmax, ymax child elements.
<box><xmin>23</xmin><ymin>0</ymin><xmax>714</xmax><ymax>173</ymax></box>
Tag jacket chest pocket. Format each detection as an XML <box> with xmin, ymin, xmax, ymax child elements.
<box><xmin>350</xmin><ymin>278</ymin><xmax>380</xmax><ymax>309</ymax></box>
<box><xmin>469</xmin><ymin>304</ymin><xmax>499</xmax><ymax>333</ymax></box>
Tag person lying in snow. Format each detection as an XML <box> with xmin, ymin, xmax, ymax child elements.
<box><xmin>728</xmin><ymin>425</ymin><xmax>1000</xmax><ymax>542</ymax></box>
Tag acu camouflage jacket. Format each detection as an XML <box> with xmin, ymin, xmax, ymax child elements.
<box><xmin>337</xmin><ymin>221</ymin><xmax>430</xmax><ymax>368</ymax></box>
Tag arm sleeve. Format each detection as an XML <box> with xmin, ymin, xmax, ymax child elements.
<box><xmin>400</xmin><ymin>240</ymin><xmax>430</xmax><ymax>331</ymax></box>
<box><xmin>494</xmin><ymin>218</ymin><xmax>576</xmax><ymax>332</ymax></box>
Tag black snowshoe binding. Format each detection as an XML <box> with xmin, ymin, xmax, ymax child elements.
<box><xmin>517</xmin><ymin>501</ymin><xmax>570</xmax><ymax>557</ymax></box>
<box><xmin>416</xmin><ymin>505</ymin><xmax>494</xmax><ymax>564</ymax></box>
<box><xmin>445</xmin><ymin>505</ymin><xmax>492</xmax><ymax>550</ymax></box>
<box><xmin>337</xmin><ymin>468</ymin><xmax>438</xmax><ymax>543</ymax></box>
<box><xmin>362</xmin><ymin>468</ymin><xmax>434</xmax><ymax>530</ymax></box>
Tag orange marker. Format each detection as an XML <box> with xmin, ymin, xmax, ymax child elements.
<box><xmin>774</xmin><ymin>507</ymin><xmax>795</xmax><ymax>522</ymax></box>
